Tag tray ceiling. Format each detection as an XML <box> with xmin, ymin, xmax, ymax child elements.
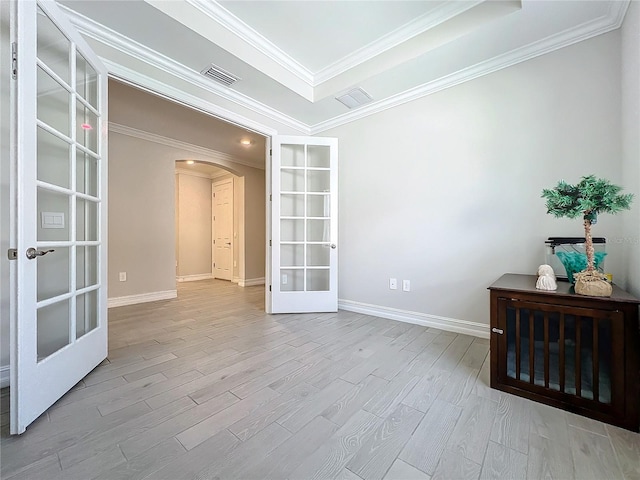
<box><xmin>57</xmin><ymin>0</ymin><xmax>629</xmax><ymax>134</ymax></box>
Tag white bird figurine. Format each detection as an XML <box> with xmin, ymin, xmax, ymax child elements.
<box><xmin>536</xmin><ymin>264</ymin><xmax>557</xmax><ymax>291</ymax></box>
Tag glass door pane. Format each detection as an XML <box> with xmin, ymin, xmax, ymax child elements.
<box><xmin>33</xmin><ymin>2</ymin><xmax>101</xmax><ymax>362</ymax></box>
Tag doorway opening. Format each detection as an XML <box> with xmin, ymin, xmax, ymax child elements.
<box><xmin>107</xmin><ymin>79</ymin><xmax>267</xmax><ymax>308</ymax></box>
<box><xmin>175</xmin><ymin>160</ymin><xmax>238</xmax><ymax>284</ymax></box>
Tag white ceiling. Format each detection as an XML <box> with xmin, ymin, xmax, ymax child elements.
<box><xmin>57</xmin><ymin>0</ymin><xmax>629</xmax><ymax>134</ymax></box>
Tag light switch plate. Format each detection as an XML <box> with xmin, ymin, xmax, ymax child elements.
<box><xmin>41</xmin><ymin>212</ymin><xmax>65</xmax><ymax>229</ymax></box>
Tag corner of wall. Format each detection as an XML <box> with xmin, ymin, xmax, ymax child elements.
<box><xmin>621</xmin><ymin>1</ymin><xmax>640</xmax><ymax>297</ymax></box>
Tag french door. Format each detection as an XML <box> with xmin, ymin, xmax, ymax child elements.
<box><xmin>268</xmin><ymin>136</ymin><xmax>338</xmax><ymax>314</ymax></box>
<box><xmin>10</xmin><ymin>0</ymin><xmax>108</xmax><ymax>434</ymax></box>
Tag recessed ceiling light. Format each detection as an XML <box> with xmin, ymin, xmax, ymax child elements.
<box><xmin>185</xmin><ymin>160</ymin><xmax>195</xmax><ymax>165</ymax></box>
<box><xmin>240</xmin><ymin>139</ymin><xmax>252</xmax><ymax>146</ymax></box>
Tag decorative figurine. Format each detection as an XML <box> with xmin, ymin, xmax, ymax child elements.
<box><xmin>536</xmin><ymin>264</ymin><xmax>557</xmax><ymax>291</ymax></box>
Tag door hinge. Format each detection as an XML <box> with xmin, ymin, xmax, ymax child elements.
<box><xmin>7</xmin><ymin>248</ymin><xmax>17</xmax><ymax>260</ymax></box>
<box><xmin>270</xmin><ymin>149</ymin><xmax>272</xmax><ymax>156</ymax></box>
<box><xmin>269</xmin><ymin>285</ymin><xmax>272</xmax><ymax>291</ymax></box>
<box><xmin>269</xmin><ymin>240</ymin><xmax>272</xmax><ymax>246</ymax></box>
<box><xmin>11</xmin><ymin>43</ymin><xmax>17</xmax><ymax>79</ymax></box>
<box><xmin>269</xmin><ymin>194</ymin><xmax>272</xmax><ymax>201</ymax></box>
<box><xmin>491</xmin><ymin>327</ymin><xmax>504</xmax><ymax>335</ymax></box>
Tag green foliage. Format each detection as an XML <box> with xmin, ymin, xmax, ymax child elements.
<box><xmin>542</xmin><ymin>175</ymin><xmax>633</xmax><ymax>220</ymax></box>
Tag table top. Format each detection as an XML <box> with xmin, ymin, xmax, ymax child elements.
<box><xmin>488</xmin><ymin>273</ymin><xmax>640</xmax><ymax>305</ymax></box>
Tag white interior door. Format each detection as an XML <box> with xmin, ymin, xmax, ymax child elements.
<box><xmin>10</xmin><ymin>0</ymin><xmax>108</xmax><ymax>434</ymax></box>
<box><xmin>268</xmin><ymin>136</ymin><xmax>338</xmax><ymax>314</ymax></box>
<box><xmin>212</xmin><ymin>179</ymin><xmax>232</xmax><ymax>281</ymax></box>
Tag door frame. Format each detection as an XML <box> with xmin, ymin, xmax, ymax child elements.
<box><xmin>211</xmin><ymin>177</ymin><xmax>234</xmax><ymax>281</ymax></box>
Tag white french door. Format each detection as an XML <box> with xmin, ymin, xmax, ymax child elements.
<box><xmin>10</xmin><ymin>0</ymin><xmax>108</xmax><ymax>434</ymax></box>
<box><xmin>268</xmin><ymin>136</ymin><xmax>338</xmax><ymax>314</ymax></box>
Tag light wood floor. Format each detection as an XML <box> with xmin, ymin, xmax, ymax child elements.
<box><xmin>1</xmin><ymin>279</ymin><xmax>639</xmax><ymax>479</ymax></box>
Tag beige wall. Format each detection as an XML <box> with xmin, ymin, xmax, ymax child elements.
<box><xmin>108</xmin><ymin>134</ymin><xmax>177</xmax><ymax>298</ymax></box>
<box><xmin>324</xmin><ymin>31</ymin><xmax>627</xmax><ymax>327</ymax></box>
<box><xmin>233</xmin><ymin>176</ymin><xmax>243</xmax><ymax>281</ymax></box>
<box><xmin>176</xmin><ymin>172</ymin><xmax>212</xmax><ymax>278</ymax></box>
<box><xmin>621</xmin><ymin>2</ymin><xmax>640</xmax><ymax>297</ymax></box>
<box><xmin>243</xmin><ymin>171</ymin><xmax>266</xmax><ymax>281</ymax></box>
<box><xmin>108</xmin><ymin>131</ymin><xmax>265</xmax><ymax>300</ymax></box>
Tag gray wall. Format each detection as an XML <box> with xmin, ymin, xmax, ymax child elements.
<box><xmin>325</xmin><ymin>31</ymin><xmax>631</xmax><ymax>326</ymax></box>
<box><xmin>621</xmin><ymin>1</ymin><xmax>640</xmax><ymax>297</ymax></box>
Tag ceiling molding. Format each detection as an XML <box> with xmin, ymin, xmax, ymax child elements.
<box><xmin>61</xmin><ymin>1</ymin><xmax>629</xmax><ymax>137</ymax></box>
<box><xmin>314</xmin><ymin>0</ymin><xmax>484</xmax><ymax>84</ymax></box>
<box><xmin>59</xmin><ymin>4</ymin><xmax>309</xmax><ymax>134</ymax></box>
<box><xmin>186</xmin><ymin>0</ymin><xmax>314</xmax><ymax>85</ymax></box>
<box><xmin>187</xmin><ymin>0</ymin><xmax>484</xmax><ymax>87</ymax></box>
<box><xmin>311</xmin><ymin>2</ymin><xmax>630</xmax><ymax>134</ymax></box>
<box><xmin>609</xmin><ymin>0</ymin><xmax>631</xmax><ymax>28</ymax></box>
<box><xmin>109</xmin><ymin>122</ymin><xmax>265</xmax><ymax>170</ymax></box>
<box><xmin>175</xmin><ymin>167</ymin><xmax>230</xmax><ymax>180</ymax></box>
<box><xmin>175</xmin><ymin>167</ymin><xmax>218</xmax><ymax>179</ymax></box>
<box><xmin>105</xmin><ymin>62</ymin><xmax>283</xmax><ymax>137</ymax></box>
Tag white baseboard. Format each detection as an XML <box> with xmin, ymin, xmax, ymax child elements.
<box><xmin>108</xmin><ymin>290</ymin><xmax>177</xmax><ymax>308</ymax></box>
<box><xmin>176</xmin><ymin>274</ymin><xmax>213</xmax><ymax>283</ymax></box>
<box><xmin>0</xmin><ymin>365</ymin><xmax>9</xmax><ymax>388</ymax></box>
<box><xmin>338</xmin><ymin>299</ymin><xmax>489</xmax><ymax>339</ymax></box>
<box><xmin>239</xmin><ymin>277</ymin><xmax>265</xmax><ymax>287</ymax></box>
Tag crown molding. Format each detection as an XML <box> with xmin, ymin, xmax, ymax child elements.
<box><xmin>175</xmin><ymin>167</ymin><xmax>222</xmax><ymax>180</ymax></box>
<box><xmin>104</xmin><ymin>61</ymin><xmax>285</xmax><ymax>137</ymax></box>
<box><xmin>109</xmin><ymin>122</ymin><xmax>265</xmax><ymax>170</ymax></box>
<box><xmin>311</xmin><ymin>2</ymin><xmax>630</xmax><ymax>134</ymax></box>
<box><xmin>314</xmin><ymin>0</ymin><xmax>484</xmax><ymax>84</ymax></box>
<box><xmin>186</xmin><ymin>0</ymin><xmax>314</xmax><ymax>85</ymax></box>
<box><xmin>609</xmin><ymin>0</ymin><xmax>631</xmax><ymax>28</ymax></box>
<box><xmin>60</xmin><ymin>1</ymin><xmax>628</xmax><ymax>137</ymax></box>
<box><xmin>187</xmin><ymin>0</ymin><xmax>483</xmax><ymax>87</ymax></box>
<box><xmin>59</xmin><ymin>4</ymin><xmax>309</xmax><ymax>135</ymax></box>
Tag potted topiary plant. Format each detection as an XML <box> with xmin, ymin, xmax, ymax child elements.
<box><xmin>542</xmin><ymin>175</ymin><xmax>633</xmax><ymax>297</ymax></box>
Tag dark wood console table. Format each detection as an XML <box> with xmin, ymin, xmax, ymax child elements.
<box><xmin>489</xmin><ymin>273</ymin><xmax>640</xmax><ymax>431</ymax></box>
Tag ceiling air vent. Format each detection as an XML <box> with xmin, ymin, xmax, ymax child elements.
<box><xmin>200</xmin><ymin>64</ymin><xmax>241</xmax><ymax>87</ymax></box>
<box><xmin>335</xmin><ymin>87</ymin><xmax>373</xmax><ymax>109</ymax></box>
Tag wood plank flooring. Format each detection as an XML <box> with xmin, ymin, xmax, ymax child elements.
<box><xmin>2</xmin><ymin>279</ymin><xmax>639</xmax><ymax>479</ymax></box>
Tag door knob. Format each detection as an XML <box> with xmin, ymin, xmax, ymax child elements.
<box><xmin>26</xmin><ymin>248</ymin><xmax>55</xmax><ymax>260</ymax></box>
<box><xmin>330</xmin><ymin>244</ymin><xmax>337</xmax><ymax>249</ymax></box>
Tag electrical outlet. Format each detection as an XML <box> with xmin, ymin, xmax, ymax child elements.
<box><xmin>389</xmin><ymin>278</ymin><xmax>397</xmax><ymax>290</ymax></box>
<box><xmin>282</xmin><ymin>274</ymin><xmax>288</xmax><ymax>285</ymax></box>
<box><xmin>403</xmin><ymin>280</ymin><xmax>410</xmax><ymax>292</ymax></box>
<box><xmin>119</xmin><ymin>272</ymin><xmax>127</xmax><ymax>282</ymax></box>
